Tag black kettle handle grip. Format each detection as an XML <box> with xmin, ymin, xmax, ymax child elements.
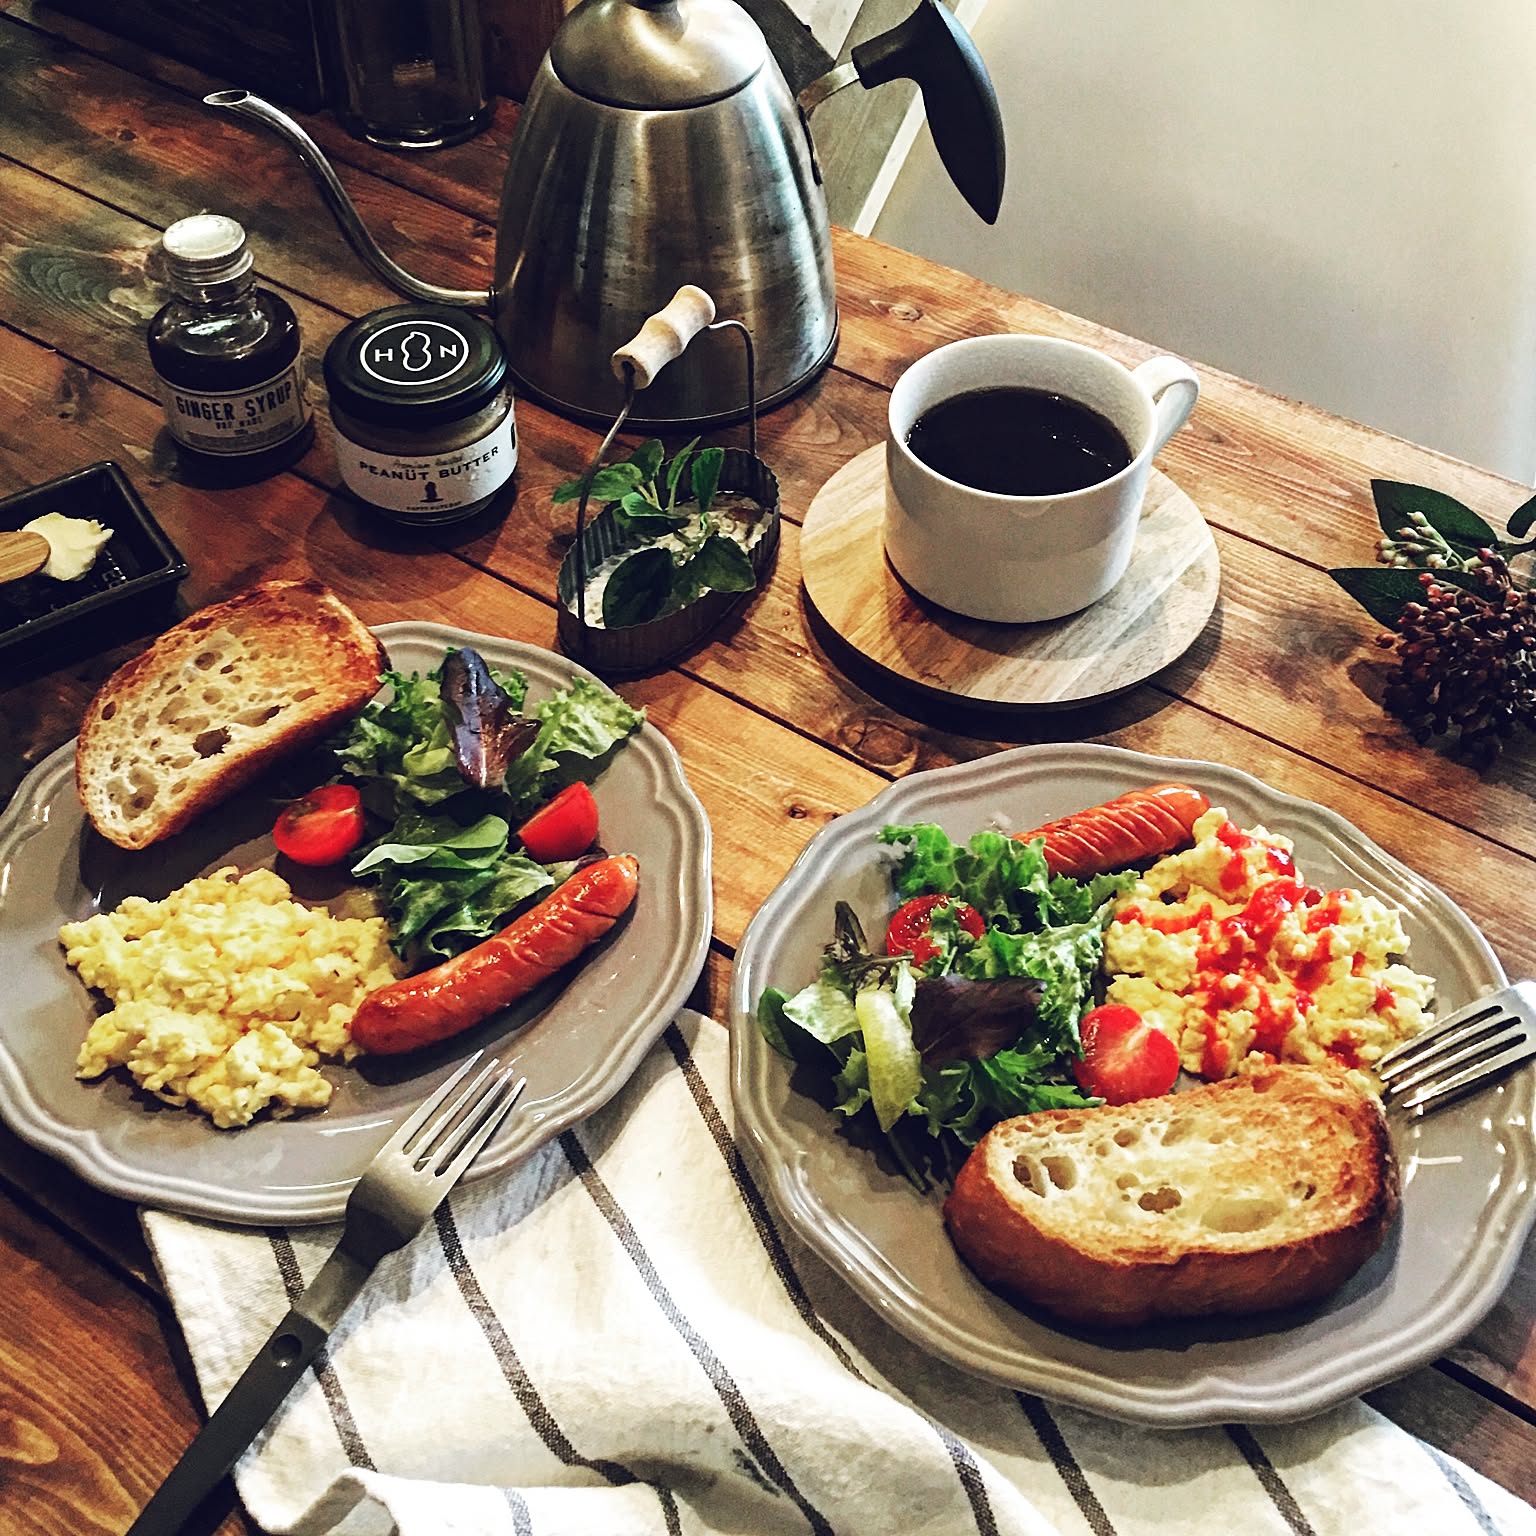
<box><xmin>852</xmin><ymin>0</ymin><xmax>1005</xmax><ymax>224</ymax></box>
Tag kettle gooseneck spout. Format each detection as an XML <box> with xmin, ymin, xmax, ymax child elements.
<box><xmin>203</xmin><ymin>91</ymin><xmax>491</xmax><ymax>311</ymax></box>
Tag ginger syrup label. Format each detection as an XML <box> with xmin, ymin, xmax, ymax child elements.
<box><xmin>160</xmin><ymin>365</ymin><xmax>310</xmax><ymax>456</ymax></box>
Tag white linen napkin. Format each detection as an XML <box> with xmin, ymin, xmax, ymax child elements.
<box><xmin>144</xmin><ymin>1011</ymin><xmax>1534</xmax><ymax>1536</ymax></box>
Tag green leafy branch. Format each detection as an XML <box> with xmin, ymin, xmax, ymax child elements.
<box><xmin>1329</xmin><ymin>479</ymin><xmax>1536</xmax><ymax>765</ymax></box>
<box><xmin>1329</xmin><ymin>479</ymin><xmax>1536</xmax><ymax>626</ymax></box>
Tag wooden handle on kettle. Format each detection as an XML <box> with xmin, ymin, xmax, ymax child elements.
<box><xmin>611</xmin><ymin>286</ymin><xmax>717</xmax><ymax>389</ymax></box>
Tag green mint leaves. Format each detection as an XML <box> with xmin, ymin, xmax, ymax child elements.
<box><xmin>555</xmin><ymin>437</ymin><xmax>759</xmax><ymax>630</ymax></box>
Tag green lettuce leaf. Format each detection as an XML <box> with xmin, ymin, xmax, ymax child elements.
<box><xmin>351</xmin><ymin>813</ymin><xmax>510</xmax><ymax>876</ymax></box>
<box><xmin>405</xmin><ymin>858</ymin><xmax>559</xmax><ymax>962</ymax></box>
<box><xmin>856</xmin><ymin>968</ymin><xmax>922</xmax><ymax>1132</ymax></box>
<box><xmin>500</xmin><ymin>678</ymin><xmax>645</xmax><ymax>812</ymax></box>
<box><xmin>335</xmin><ymin>663</ymin><xmax>532</xmax><ymax>815</ymax></box>
<box><xmin>348</xmin><ymin>808</ymin><xmax>558</xmax><ymax>963</ymax></box>
<box><xmin>957</xmin><ymin>917</ymin><xmax>1110</xmax><ymax>1046</ymax></box>
<box><xmin>757</xmin><ymin>987</ymin><xmax>827</xmax><ymax>1066</ymax></box>
<box><xmin>781</xmin><ymin>977</ymin><xmax>862</xmax><ymax>1045</ymax></box>
<box><xmin>879</xmin><ymin>823</ymin><xmax>1054</xmax><ymax>929</ymax></box>
<box><xmin>832</xmin><ymin>1046</ymin><xmax>872</xmax><ymax>1118</ymax></box>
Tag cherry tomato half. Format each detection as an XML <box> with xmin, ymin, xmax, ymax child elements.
<box><xmin>1073</xmin><ymin>1004</ymin><xmax>1180</xmax><ymax>1104</ymax></box>
<box><xmin>516</xmin><ymin>781</ymin><xmax>600</xmax><ymax>863</ymax></box>
<box><xmin>884</xmin><ymin>893</ymin><xmax>986</xmax><ymax>967</ymax></box>
<box><xmin>272</xmin><ymin>784</ymin><xmax>367</xmax><ymax>867</ymax></box>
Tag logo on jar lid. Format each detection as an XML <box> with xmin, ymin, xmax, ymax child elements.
<box><xmin>359</xmin><ymin>320</ymin><xmax>470</xmax><ymax>388</ymax></box>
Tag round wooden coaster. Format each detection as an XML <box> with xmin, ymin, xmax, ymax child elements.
<box><xmin>799</xmin><ymin>444</ymin><xmax>1220</xmax><ymax>710</ymax></box>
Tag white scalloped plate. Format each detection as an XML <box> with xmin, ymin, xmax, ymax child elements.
<box><xmin>729</xmin><ymin>743</ymin><xmax>1532</xmax><ymax>1426</ymax></box>
<box><xmin>0</xmin><ymin>623</ymin><xmax>711</xmax><ymax>1224</ymax></box>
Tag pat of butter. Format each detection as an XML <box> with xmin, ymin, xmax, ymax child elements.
<box><xmin>22</xmin><ymin>512</ymin><xmax>113</xmax><ymax>581</ymax></box>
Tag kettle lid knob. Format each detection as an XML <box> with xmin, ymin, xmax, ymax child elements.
<box><xmin>550</xmin><ymin>0</ymin><xmax>767</xmax><ymax>108</ymax></box>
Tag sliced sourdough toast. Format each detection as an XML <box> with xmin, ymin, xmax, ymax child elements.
<box><xmin>76</xmin><ymin>580</ymin><xmax>385</xmax><ymax>850</ymax></box>
<box><xmin>943</xmin><ymin>1064</ymin><xmax>1399</xmax><ymax>1328</ymax></box>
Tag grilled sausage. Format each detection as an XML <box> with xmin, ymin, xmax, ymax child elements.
<box><xmin>350</xmin><ymin>853</ymin><xmax>640</xmax><ymax>1054</ymax></box>
<box><xmin>1015</xmin><ymin>783</ymin><xmax>1210</xmax><ymax>878</ymax></box>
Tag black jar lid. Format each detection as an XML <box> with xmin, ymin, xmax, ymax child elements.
<box><xmin>324</xmin><ymin>305</ymin><xmax>507</xmax><ymax>427</ymax></box>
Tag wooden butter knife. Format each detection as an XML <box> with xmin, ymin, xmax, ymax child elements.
<box><xmin>0</xmin><ymin>530</ymin><xmax>50</xmax><ymax>583</ymax></box>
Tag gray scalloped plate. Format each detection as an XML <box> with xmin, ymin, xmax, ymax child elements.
<box><xmin>0</xmin><ymin>622</ymin><xmax>711</xmax><ymax>1225</ymax></box>
<box><xmin>729</xmin><ymin>743</ymin><xmax>1533</xmax><ymax>1427</ymax></box>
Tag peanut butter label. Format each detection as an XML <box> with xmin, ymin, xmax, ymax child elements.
<box><xmin>158</xmin><ymin>365</ymin><xmax>310</xmax><ymax>456</ymax></box>
<box><xmin>334</xmin><ymin>410</ymin><xmax>517</xmax><ymax>516</ymax></box>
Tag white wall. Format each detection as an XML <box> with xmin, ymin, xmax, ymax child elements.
<box><xmin>871</xmin><ymin>0</ymin><xmax>1536</xmax><ymax>483</ymax></box>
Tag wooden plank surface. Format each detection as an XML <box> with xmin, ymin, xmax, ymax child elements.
<box><xmin>2</xmin><ymin>0</ymin><xmax>519</xmax><ymax>223</ymax></box>
<box><xmin>39</xmin><ymin>0</ymin><xmax>328</xmax><ymax>108</ymax></box>
<box><xmin>4</xmin><ymin>0</ymin><xmax>1536</xmax><ymax>1516</ymax></box>
<box><xmin>0</xmin><ymin>1188</ymin><xmax>257</xmax><ymax>1534</ymax></box>
<box><xmin>2</xmin><ymin>2</ymin><xmax>1533</xmax><ymax>1010</ymax></box>
<box><xmin>0</xmin><ymin>18</ymin><xmax>493</xmax><ymax>315</ymax></box>
<box><xmin>1</xmin><ymin>34</ymin><xmax>1534</xmax><ymax>959</ymax></box>
<box><xmin>5</xmin><ymin>0</ymin><xmax>1532</xmax><ymax>862</ymax></box>
<box><xmin>6</xmin><ymin>355</ymin><xmax>1535</xmax><ymax>1024</ymax></box>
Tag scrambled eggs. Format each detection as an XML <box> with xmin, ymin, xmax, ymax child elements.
<box><xmin>1103</xmin><ymin>808</ymin><xmax>1434</xmax><ymax>1087</ymax></box>
<box><xmin>62</xmin><ymin>866</ymin><xmax>402</xmax><ymax>1128</ymax></box>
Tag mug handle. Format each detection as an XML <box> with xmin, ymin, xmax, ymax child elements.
<box><xmin>1132</xmin><ymin>356</ymin><xmax>1200</xmax><ymax>457</ymax></box>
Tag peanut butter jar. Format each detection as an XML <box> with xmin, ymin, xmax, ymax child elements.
<box><xmin>324</xmin><ymin>304</ymin><xmax>516</xmax><ymax>526</ymax></box>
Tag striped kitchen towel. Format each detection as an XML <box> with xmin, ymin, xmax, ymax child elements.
<box><xmin>144</xmin><ymin>1011</ymin><xmax>1534</xmax><ymax>1536</ymax></box>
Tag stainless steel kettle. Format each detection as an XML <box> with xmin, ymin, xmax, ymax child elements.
<box><xmin>206</xmin><ymin>0</ymin><xmax>1003</xmax><ymax>428</ymax></box>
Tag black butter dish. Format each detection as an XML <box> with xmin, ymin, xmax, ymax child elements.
<box><xmin>0</xmin><ymin>461</ymin><xmax>189</xmax><ymax>659</ymax></box>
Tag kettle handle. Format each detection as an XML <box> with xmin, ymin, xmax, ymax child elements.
<box><xmin>851</xmin><ymin>0</ymin><xmax>1005</xmax><ymax>225</ymax></box>
<box><xmin>611</xmin><ymin>286</ymin><xmax>718</xmax><ymax>389</ymax></box>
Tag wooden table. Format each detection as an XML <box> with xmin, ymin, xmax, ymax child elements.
<box><xmin>3</xmin><ymin>5</ymin><xmax>1535</xmax><ymax>1530</ymax></box>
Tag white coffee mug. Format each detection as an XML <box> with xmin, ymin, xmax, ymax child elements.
<box><xmin>884</xmin><ymin>335</ymin><xmax>1200</xmax><ymax>623</ymax></box>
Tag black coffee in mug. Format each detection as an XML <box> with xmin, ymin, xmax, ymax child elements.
<box><xmin>905</xmin><ymin>386</ymin><xmax>1133</xmax><ymax>496</ymax></box>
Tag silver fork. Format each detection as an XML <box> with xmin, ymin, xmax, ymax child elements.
<box><xmin>127</xmin><ymin>1053</ymin><xmax>526</xmax><ymax>1536</ymax></box>
<box><xmin>1375</xmin><ymin>981</ymin><xmax>1536</xmax><ymax>1116</ymax></box>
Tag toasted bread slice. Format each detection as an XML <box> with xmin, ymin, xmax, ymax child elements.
<box><xmin>76</xmin><ymin>580</ymin><xmax>385</xmax><ymax>850</ymax></box>
<box><xmin>943</xmin><ymin>1064</ymin><xmax>1399</xmax><ymax>1328</ymax></box>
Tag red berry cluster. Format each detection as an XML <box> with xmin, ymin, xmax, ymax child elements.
<box><xmin>1376</xmin><ymin>551</ymin><xmax>1536</xmax><ymax>765</ymax></box>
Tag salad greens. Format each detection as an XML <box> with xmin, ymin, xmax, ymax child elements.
<box><xmin>757</xmin><ymin>822</ymin><xmax>1133</xmax><ymax>1188</ymax></box>
<box><xmin>331</xmin><ymin>654</ymin><xmax>642</xmax><ymax>967</ymax></box>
